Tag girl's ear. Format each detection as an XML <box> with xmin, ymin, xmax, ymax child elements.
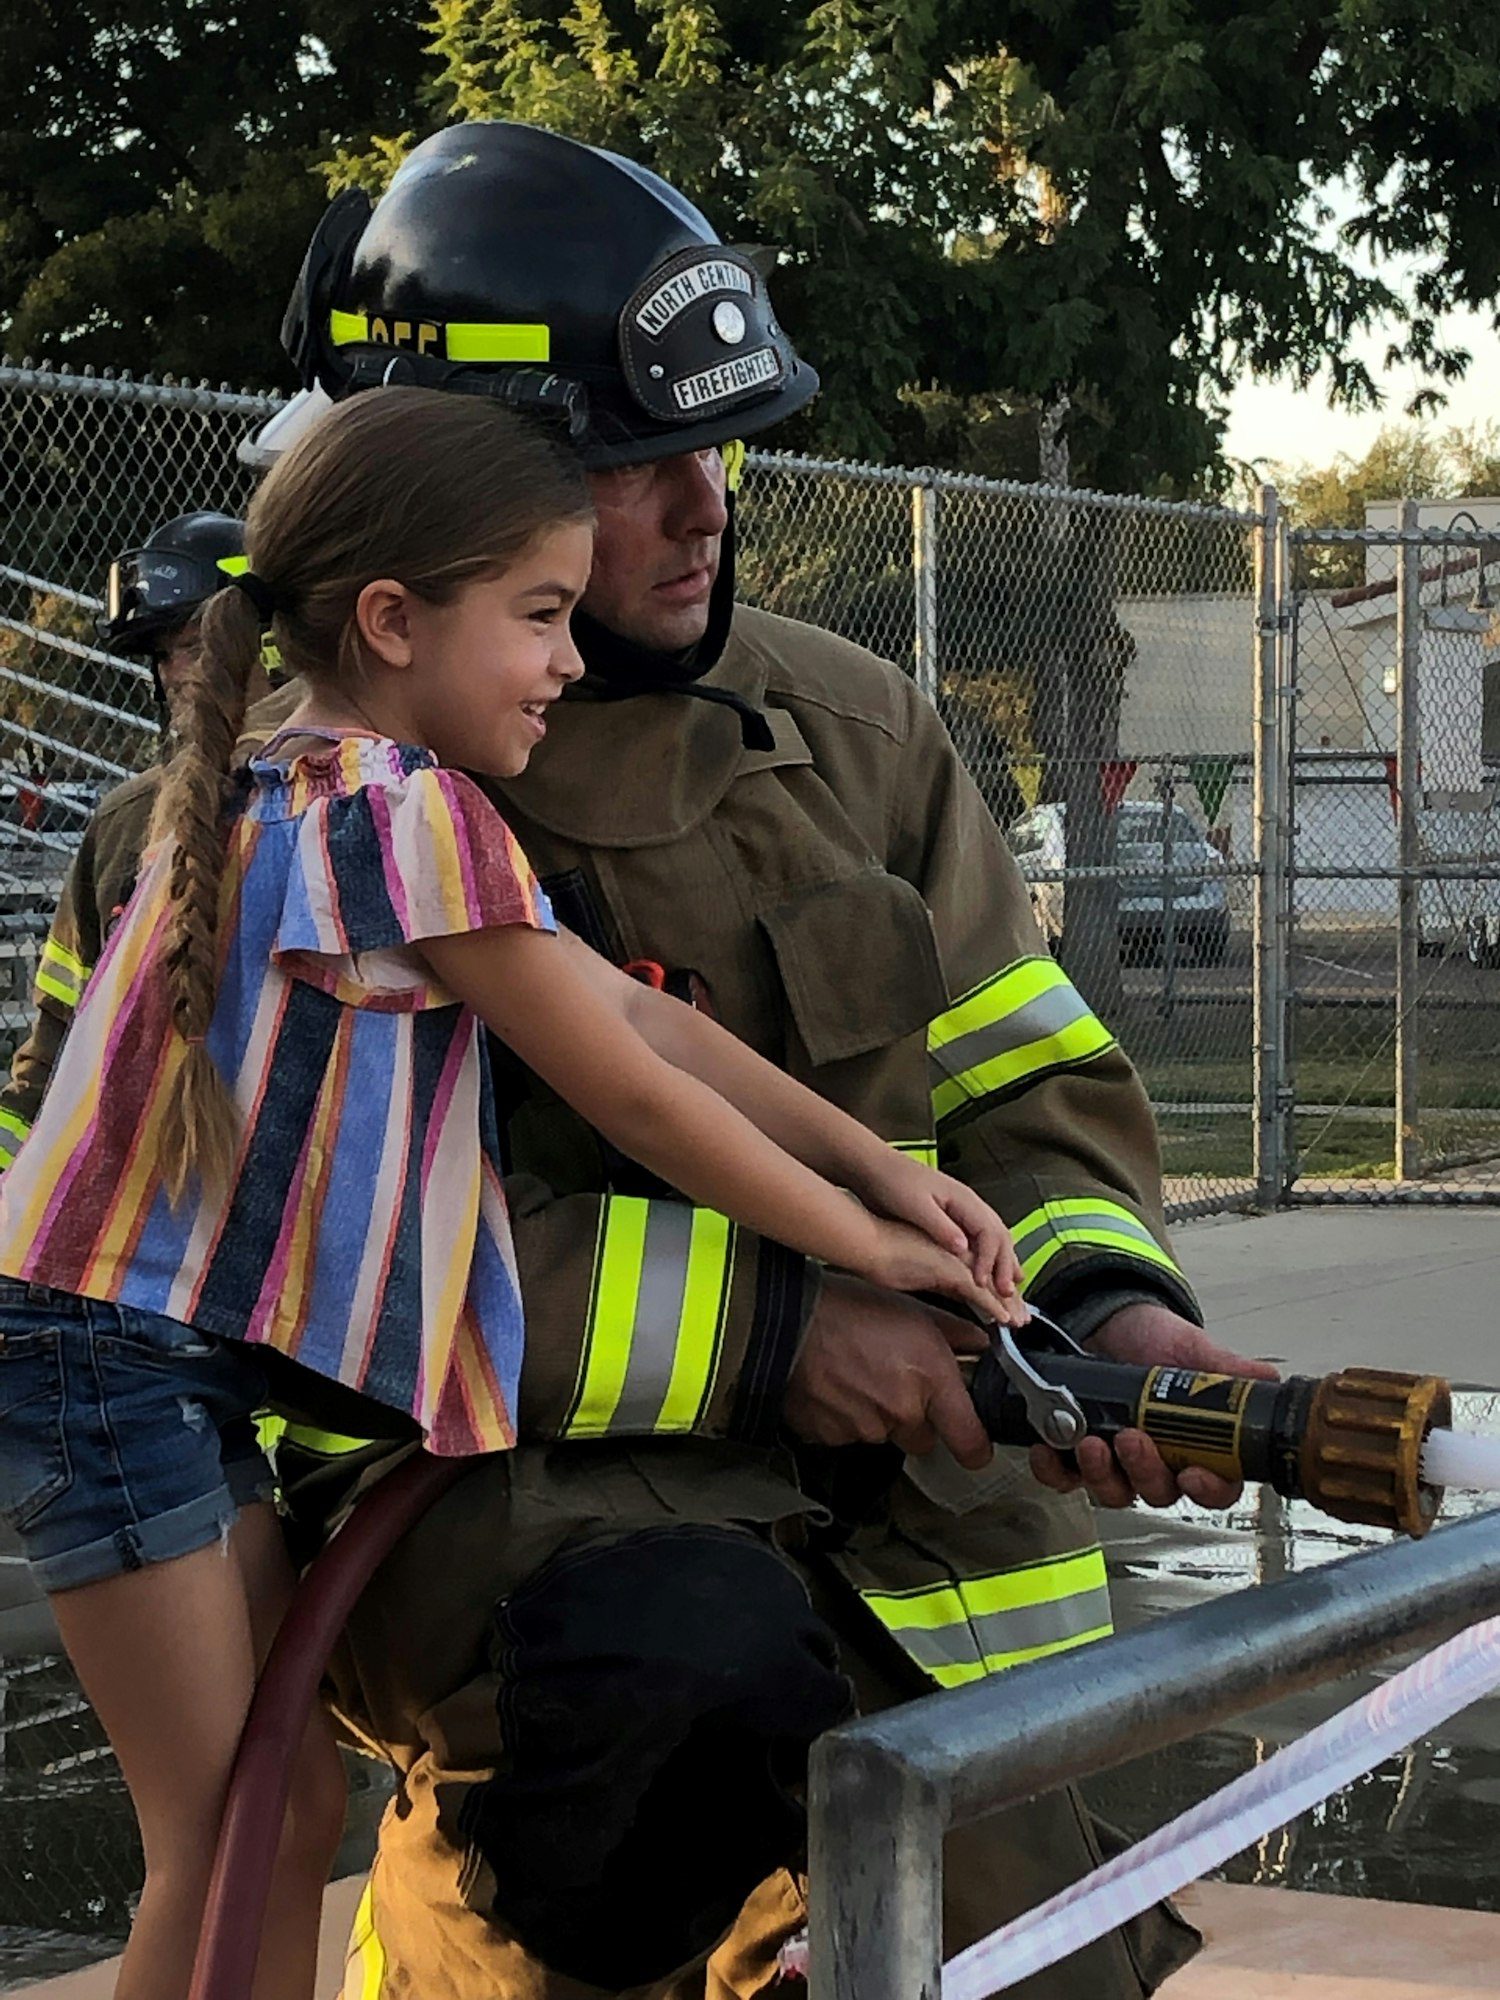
<box><xmin>355</xmin><ymin>579</ymin><xmax>416</xmax><ymax>669</ymax></box>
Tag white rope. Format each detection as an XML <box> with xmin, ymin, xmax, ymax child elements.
<box><xmin>944</xmin><ymin>1613</ymin><xmax>1500</xmax><ymax>1998</ymax></box>
<box><xmin>779</xmin><ymin>1612</ymin><xmax>1500</xmax><ymax>1992</ymax></box>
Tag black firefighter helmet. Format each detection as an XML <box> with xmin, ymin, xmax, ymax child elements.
<box><xmin>97</xmin><ymin>511</ymin><xmax>247</xmax><ymax>658</ymax></box>
<box><xmin>248</xmin><ymin>121</ymin><xmax>818</xmax><ymax>469</ymax></box>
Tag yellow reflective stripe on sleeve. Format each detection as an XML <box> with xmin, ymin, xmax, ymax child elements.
<box><xmin>656</xmin><ymin>1210</ymin><xmax>734</xmax><ymax>1429</ymax></box>
<box><xmin>341</xmin><ymin>1877</ymin><xmax>386</xmax><ymax>2000</ymax></box>
<box><xmin>565</xmin><ymin>1198</ymin><xmax>736</xmax><ymax>1438</ymax></box>
<box><xmin>328</xmin><ymin>309</ymin><xmax>550</xmax><ymax>363</ymax></box>
<box><xmin>859</xmin><ymin>1547</ymin><xmax>1113</xmax><ymax>1687</ymax></box>
<box><xmin>0</xmin><ymin>1107</ymin><xmax>31</xmax><ymax>1171</ymax></box>
<box><xmin>568</xmin><ymin>1197</ymin><xmax>650</xmax><ymax>1435</ymax></box>
<box><xmin>1012</xmin><ymin>1197</ymin><xmax>1182</xmax><ymax>1290</ymax></box>
<box><xmin>35</xmin><ymin>935</ymin><xmax>89</xmax><ymax>1010</ymax></box>
<box><xmin>891</xmin><ymin>1138</ymin><xmax>938</xmax><ymax>1169</ymax></box>
<box><xmin>928</xmin><ymin>956</ymin><xmax>1115</xmax><ymax>1126</ymax></box>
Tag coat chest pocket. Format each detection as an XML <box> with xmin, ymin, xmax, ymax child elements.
<box><xmin>759</xmin><ymin>872</ymin><xmax>948</xmax><ymax>1066</ymax></box>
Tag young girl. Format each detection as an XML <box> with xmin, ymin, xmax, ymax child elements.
<box><xmin>0</xmin><ymin>388</ymin><xmax>1025</xmax><ymax>2000</ymax></box>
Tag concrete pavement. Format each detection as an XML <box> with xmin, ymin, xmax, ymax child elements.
<box><xmin>1175</xmin><ymin>1205</ymin><xmax>1500</xmax><ymax>1385</ymax></box>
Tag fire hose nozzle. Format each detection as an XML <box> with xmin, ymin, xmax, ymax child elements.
<box><xmin>969</xmin><ymin>1331</ymin><xmax>1451</xmax><ymax>1537</ymax></box>
<box><xmin>1299</xmin><ymin>1366</ymin><xmax>1450</xmax><ymax>1538</ymax></box>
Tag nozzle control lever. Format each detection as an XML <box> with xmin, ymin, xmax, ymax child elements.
<box><xmin>985</xmin><ymin>1314</ymin><xmax>1088</xmax><ymax>1451</ymax></box>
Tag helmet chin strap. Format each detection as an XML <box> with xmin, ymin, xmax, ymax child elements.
<box><xmin>564</xmin><ymin>499</ymin><xmax>775</xmax><ymax>751</ymax></box>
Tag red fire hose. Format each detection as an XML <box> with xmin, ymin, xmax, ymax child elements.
<box><xmin>187</xmin><ymin>1450</ymin><xmax>465</xmax><ymax>2000</ymax></box>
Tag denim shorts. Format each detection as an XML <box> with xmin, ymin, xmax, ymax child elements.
<box><xmin>0</xmin><ymin>1280</ymin><xmax>275</xmax><ymax>1593</ymax></box>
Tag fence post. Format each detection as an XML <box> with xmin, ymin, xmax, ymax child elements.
<box><xmin>1253</xmin><ymin>485</ymin><xmax>1291</xmax><ymax>1206</ymax></box>
<box><xmin>808</xmin><ymin>1734</ymin><xmax>945</xmax><ymax>2000</ymax></box>
<box><xmin>1395</xmin><ymin>498</ymin><xmax>1422</xmax><ymax>1181</ymax></box>
<box><xmin>912</xmin><ymin>478</ymin><xmax>940</xmax><ymax>705</ymax></box>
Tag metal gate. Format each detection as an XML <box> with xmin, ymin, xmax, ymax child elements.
<box><xmin>1275</xmin><ymin>509</ymin><xmax>1500</xmax><ymax>1202</ymax></box>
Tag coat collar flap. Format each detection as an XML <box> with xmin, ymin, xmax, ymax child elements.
<box><xmin>499</xmin><ymin>628</ymin><xmax>807</xmax><ymax>849</ymax></box>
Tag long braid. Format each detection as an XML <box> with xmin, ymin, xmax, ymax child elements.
<box><xmin>149</xmin><ymin>584</ymin><xmax>260</xmax><ymax>1203</ymax></box>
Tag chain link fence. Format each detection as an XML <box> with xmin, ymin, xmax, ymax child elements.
<box><xmin>0</xmin><ymin>1650</ymin><xmax>138</xmax><ymax>1982</ymax></box>
<box><xmin>1280</xmin><ymin>515</ymin><xmax>1500</xmax><ymax>1201</ymax></box>
<box><xmin>735</xmin><ymin>453</ymin><xmax>1264</xmax><ymax>1216</ymax></box>
<box><xmin>0</xmin><ymin>359</ymin><xmax>1267</xmax><ymax>1224</ymax></box>
<box><xmin>0</xmin><ymin>364</ymin><xmax>277</xmax><ymax>1069</ymax></box>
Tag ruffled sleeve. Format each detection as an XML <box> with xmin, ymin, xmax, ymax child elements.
<box><xmin>274</xmin><ymin>765</ymin><xmax>554</xmax><ymax>1009</ymax></box>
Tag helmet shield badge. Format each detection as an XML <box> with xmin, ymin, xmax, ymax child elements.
<box><xmin>618</xmin><ymin>246</ymin><xmax>793</xmax><ymax>429</ymax></box>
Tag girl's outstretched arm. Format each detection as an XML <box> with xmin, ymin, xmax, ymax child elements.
<box><xmin>418</xmin><ymin>923</ymin><xmax>1023</xmax><ymax>1323</ymax></box>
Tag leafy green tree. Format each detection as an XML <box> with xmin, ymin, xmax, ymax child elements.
<box><xmin>0</xmin><ymin>2</ymin><xmax>437</xmax><ymax>386</ymax></box>
<box><xmin>1278</xmin><ymin>421</ymin><xmax>1500</xmax><ymax>586</ymax></box>
<box><xmin>345</xmin><ymin>0</ymin><xmax>1500</xmax><ymax>493</ymax></box>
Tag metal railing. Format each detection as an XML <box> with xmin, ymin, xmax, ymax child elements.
<box><xmin>806</xmin><ymin>1507</ymin><xmax>1500</xmax><ymax>2000</ymax></box>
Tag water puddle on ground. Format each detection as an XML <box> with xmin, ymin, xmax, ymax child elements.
<box><xmin>4</xmin><ymin>1397</ymin><xmax>1500</xmax><ymax>1985</ymax></box>
<box><xmin>1087</xmin><ymin>1390</ymin><xmax>1500</xmax><ymax>1908</ymax></box>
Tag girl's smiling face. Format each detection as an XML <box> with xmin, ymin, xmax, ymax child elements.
<box><xmin>355</xmin><ymin>520</ymin><xmax>594</xmax><ymax>775</ymax></box>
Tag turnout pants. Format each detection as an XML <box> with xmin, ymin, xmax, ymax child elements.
<box><xmin>319</xmin><ymin>1444</ymin><xmax>1199</xmax><ymax>2000</ymax></box>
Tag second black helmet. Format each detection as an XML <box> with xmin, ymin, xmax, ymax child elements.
<box><xmin>97</xmin><ymin>511</ymin><xmax>247</xmax><ymax>657</ymax></box>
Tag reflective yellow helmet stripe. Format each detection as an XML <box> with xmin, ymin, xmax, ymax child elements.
<box><xmin>0</xmin><ymin>1107</ymin><xmax>32</xmax><ymax>1172</ymax></box>
<box><xmin>928</xmin><ymin>956</ymin><xmax>1116</xmax><ymax>1128</ymax></box>
<box><xmin>1011</xmin><ymin>1197</ymin><xmax>1183</xmax><ymax>1291</ymax></box>
<box><xmin>216</xmin><ymin>554</ymin><xmax>250</xmax><ymax>577</ymax></box>
<box><xmin>564</xmin><ymin>1196</ymin><xmax>736</xmax><ymax>1438</ymax></box>
<box><xmin>859</xmin><ymin>1546</ymin><xmax>1112</xmax><ymax>1686</ymax></box>
<box><xmin>341</xmin><ymin>1877</ymin><xmax>386</xmax><ymax>2000</ymax></box>
<box><xmin>328</xmin><ymin>309</ymin><xmax>551</xmax><ymax>364</ymax></box>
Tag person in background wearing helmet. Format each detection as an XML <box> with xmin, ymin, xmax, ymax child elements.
<box><xmin>97</xmin><ymin>511</ymin><xmax>250</xmax><ymax>728</ymax></box>
<box><xmin>0</xmin><ymin>514</ymin><xmax>259</xmax><ymax>1175</ymax></box>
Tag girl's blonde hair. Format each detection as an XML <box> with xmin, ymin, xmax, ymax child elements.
<box><xmin>150</xmin><ymin>387</ymin><xmax>593</xmax><ymax>1201</ymax></box>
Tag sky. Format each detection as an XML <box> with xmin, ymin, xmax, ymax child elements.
<box><xmin>1220</xmin><ymin>298</ymin><xmax>1500</xmax><ymax>478</ymax></box>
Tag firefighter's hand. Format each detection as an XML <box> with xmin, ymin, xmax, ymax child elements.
<box><xmin>782</xmin><ymin>1274</ymin><xmax>993</xmax><ymax>1468</ymax></box>
<box><xmin>1028</xmin><ymin>1302</ymin><xmax>1280</xmax><ymax>1510</ymax></box>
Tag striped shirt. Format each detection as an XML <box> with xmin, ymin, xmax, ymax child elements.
<box><xmin>0</xmin><ymin>733</ymin><xmax>554</xmax><ymax>1456</ymax></box>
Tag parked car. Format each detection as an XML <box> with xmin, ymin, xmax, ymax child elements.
<box><xmin>1007</xmin><ymin>798</ymin><xmax>1230</xmax><ymax>965</ymax></box>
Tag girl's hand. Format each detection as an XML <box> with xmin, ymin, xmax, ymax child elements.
<box><xmin>850</xmin><ymin>1216</ymin><xmax>1029</xmax><ymax>1327</ymax></box>
<box><xmin>852</xmin><ymin>1154</ymin><xmax>1026</xmax><ymax>1316</ymax></box>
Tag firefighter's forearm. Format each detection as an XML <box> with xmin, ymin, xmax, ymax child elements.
<box><xmin>508</xmin><ymin>1178</ymin><xmax>814</xmax><ymax>1446</ymax></box>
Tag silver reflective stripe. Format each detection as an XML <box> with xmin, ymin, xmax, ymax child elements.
<box><xmin>610</xmin><ymin>1202</ymin><xmax>698</xmax><ymax>1430</ymax></box>
<box><xmin>931</xmin><ymin>977</ymin><xmax>1100</xmax><ymax>1088</ymax></box>
<box><xmin>1011</xmin><ymin>1199</ymin><xmax>1182</xmax><ymax>1290</ymax></box>
<box><xmin>566</xmin><ymin>1198</ymin><xmax>735</xmax><ymax>1438</ymax></box>
<box><xmin>886</xmin><ymin>1583</ymin><xmax>1114</xmax><ymax>1678</ymax></box>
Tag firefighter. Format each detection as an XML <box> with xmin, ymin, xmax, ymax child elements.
<box><xmin>13</xmin><ymin>122</ymin><xmax>1267</xmax><ymax>1994</ymax></box>
<box><xmin>255</xmin><ymin>123</ymin><xmax>1277</xmax><ymax>1998</ymax></box>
